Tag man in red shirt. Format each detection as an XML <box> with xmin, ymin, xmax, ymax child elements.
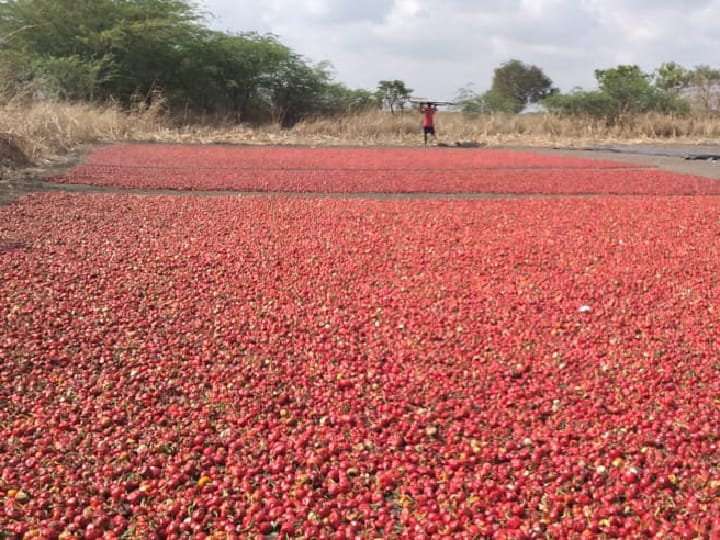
<box><xmin>419</xmin><ymin>102</ymin><xmax>437</xmax><ymax>146</ymax></box>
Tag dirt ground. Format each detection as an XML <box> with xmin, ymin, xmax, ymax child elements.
<box><xmin>1</xmin><ymin>143</ymin><xmax>719</xmax><ymax>207</ymax></box>
<box><xmin>534</xmin><ymin>143</ymin><xmax>720</xmax><ymax>180</ymax></box>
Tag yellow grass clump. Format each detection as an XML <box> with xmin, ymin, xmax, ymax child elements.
<box><xmin>0</xmin><ymin>97</ymin><xmax>171</xmax><ymax>164</ymax></box>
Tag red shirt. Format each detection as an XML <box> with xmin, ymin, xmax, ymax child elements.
<box><xmin>422</xmin><ymin>107</ymin><xmax>436</xmax><ymax>127</ymax></box>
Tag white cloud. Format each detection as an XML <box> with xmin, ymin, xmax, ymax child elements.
<box><xmin>197</xmin><ymin>0</ymin><xmax>720</xmax><ymax>100</ymax></box>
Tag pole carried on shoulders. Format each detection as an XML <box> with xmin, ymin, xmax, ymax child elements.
<box><xmin>410</xmin><ymin>98</ymin><xmax>456</xmax><ymax>106</ymax></box>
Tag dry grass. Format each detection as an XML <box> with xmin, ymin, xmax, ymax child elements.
<box><xmin>2</xmin><ymin>100</ymin><xmax>720</xmax><ymax>168</ymax></box>
<box><xmin>0</xmin><ymin>98</ymin><xmax>171</xmax><ymax>165</ymax></box>
<box><xmin>293</xmin><ymin>109</ymin><xmax>720</xmax><ymax>146</ymax></box>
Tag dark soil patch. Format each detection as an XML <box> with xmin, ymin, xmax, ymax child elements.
<box><xmin>0</xmin><ymin>145</ymin><xmax>96</xmax><ymax>207</ymax></box>
<box><xmin>0</xmin><ymin>133</ymin><xmax>31</xmax><ymax>169</ymax></box>
<box><xmin>528</xmin><ymin>144</ymin><xmax>720</xmax><ymax>180</ymax></box>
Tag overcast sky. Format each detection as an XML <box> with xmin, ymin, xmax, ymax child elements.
<box><xmin>197</xmin><ymin>0</ymin><xmax>720</xmax><ymax>101</ymax></box>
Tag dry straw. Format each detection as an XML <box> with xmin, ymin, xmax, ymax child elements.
<box><xmin>2</xmin><ymin>99</ymin><xmax>720</xmax><ymax>167</ymax></box>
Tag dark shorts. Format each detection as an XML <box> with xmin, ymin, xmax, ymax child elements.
<box><xmin>424</xmin><ymin>126</ymin><xmax>436</xmax><ymax>135</ymax></box>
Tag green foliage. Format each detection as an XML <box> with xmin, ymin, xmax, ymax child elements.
<box><xmin>31</xmin><ymin>55</ymin><xmax>115</xmax><ymax>100</ymax></box>
<box><xmin>455</xmin><ymin>81</ymin><xmax>547</xmax><ymax>115</ymax></box>
<box><xmin>595</xmin><ymin>65</ymin><xmax>655</xmax><ymax>113</ymax></box>
<box><xmin>597</xmin><ymin>65</ymin><xmax>689</xmax><ymax>116</ymax></box>
<box><xmin>0</xmin><ymin>0</ymin><xmax>203</xmax><ymax>102</ymax></box>
<box><xmin>266</xmin><ymin>55</ymin><xmax>331</xmax><ymax>127</ymax></box>
<box><xmin>689</xmin><ymin>65</ymin><xmax>720</xmax><ymax>113</ymax></box>
<box><xmin>0</xmin><ymin>48</ymin><xmax>31</xmax><ymax>97</ymax></box>
<box><xmin>543</xmin><ymin>89</ymin><xmax>615</xmax><ymax>116</ymax></box>
<box><xmin>375</xmin><ymin>80</ymin><xmax>413</xmax><ymax>114</ymax></box>
<box><xmin>655</xmin><ymin>61</ymin><xmax>692</xmax><ymax>94</ymax></box>
<box><xmin>4</xmin><ymin>0</ymin><xmax>712</xmax><ymax>125</ymax></box>
<box><xmin>452</xmin><ymin>85</ymin><xmax>482</xmax><ymax>114</ymax></box>
<box><xmin>0</xmin><ymin>0</ymin><xmax>372</xmax><ymax>125</ymax></box>
<box><xmin>170</xmin><ymin>30</ymin><xmax>297</xmax><ymax>121</ymax></box>
<box><xmin>481</xmin><ymin>89</ymin><xmax>524</xmax><ymax>114</ymax></box>
<box><xmin>544</xmin><ymin>64</ymin><xmax>690</xmax><ymax>120</ymax></box>
<box><xmin>490</xmin><ymin>59</ymin><xmax>556</xmax><ymax>112</ymax></box>
<box><xmin>318</xmin><ymin>85</ymin><xmax>376</xmax><ymax>115</ymax></box>
<box><xmin>653</xmin><ymin>62</ymin><xmax>720</xmax><ymax>113</ymax></box>
<box><xmin>455</xmin><ymin>89</ymin><xmax>521</xmax><ymax>114</ymax></box>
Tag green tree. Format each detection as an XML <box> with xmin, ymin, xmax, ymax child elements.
<box><xmin>542</xmin><ymin>88</ymin><xmax>615</xmax><ymax>116</ymax></box>
<box><xmin>0</xmin><ymin>0</ymin><xmax>202</xmax><ymax>103</ymax></box>
<box><xmin>30</xmin><ymin>54</ymin><xmax>115</xmax><ymax>100</ymax></box>
<box><xmin>490</xmin><ymin>59</ymin><xmax>556</xmax><ymax>113</ymax></box>
<box><xmin>481</xmin><ymin>89</ymin><xmax>523</xmax><ymax>113</ymax></box>
<box><xmin>595</xmin><ymin>65</ymin><xmax>655</xmax><ymax>113</ymax></box>
<box><xmin>375</xmin><ymin>80</ymin><xmax>413</xmax><ymax>114</ymax></box>
<box><xmin>265</xmin><ymin>56</ymin><xmax>332</xmax><ymax>127</ymax></box>
<box><xmin>317</xmin><ymin>84</ymin><xmax>376</xmax><ymax>115</ymax></box>
<box><xmin>655</xmin><ymin>61</ymin><xmax>692</xmax><ymax>94</ymax></box>
<box><xmin>0</xmin><ymin>0</ymin><xmax>375</xmax><ymax>124</ymax></box>
<box><xmin>543</xmin><ymin>65</ymin><xmax>689</xmax><ymax>120</ymax></box>
<box><xmin>172</xmin><ymin>31</ymin><xmax>295</xmax><ymax>121</ymax></box>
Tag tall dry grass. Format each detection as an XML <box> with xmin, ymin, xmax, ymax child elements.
<box><xmin>2</xmin><ymin>99</ymin><xmax>720</xmax><ymax>167</ymax></box>
<box><xmin>0</xmin><ymin>97</ymin><xmax>171</xmax><ymax>164</ymax></box>
<box><xmin>293</xmin><ymin>109</ymin><xmax>720</xmax><ymax>146</ymax></box>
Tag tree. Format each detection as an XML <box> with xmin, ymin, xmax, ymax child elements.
<box><xmin>0</xmin><ymin>0</ymin><xmax>372</xmax><ymax>124</ymax></box>
<box><xmin>318</xmin><ymin>84</ymin><xmax>376</xmax><ymax>115</ymax></box>
<box><xmin>375</xmin><ymin>80</ymin><xmax>413</xmax><ymax>114</ymax></box>
<box><xmin>653</xmin><ymin>62</ymin><xmax>720</xmax><ymax>114</ymax></box>
<box><xmin>689</xmin><ymin>65</ymin><xmax>720</xmax><ymax>113</ymax></box>
<box><xmin>543</xmin><ymin>64</ymin><xmax>689</xmax><ymax>120</ymax></box>
<box><xmin>655</xmin><ymin>61</ymin><xmax>692</xmax><ymax>94</ymax></box>
<box><xmin>0</xmin><ymin>0</ymin><xmax>203</xmax><ymax>104</ymax></box>
<box><xmin>265</xmin><ymin>55</ymin><xmax>333</xmax><ymax>127</ymax></box>
<box><xmin>595</xmin><ymin>65</ymin><xmax>655</xmax><ymax>114</ymax></box>
<box><xmin>490</xmin><ymin>59</ymin><xmax>556</xmax><ymax>113</ymax></box>
<box><xmin>173</xmin><ymin>31</ymin><xmax>296</xmax><ymax>121</ymax></box>
<box><xmin>30</xmin><ymin>54</ymin><xmax>115</xmax><ymax>100</ymax></box>
<box><xmin>453</xmin><ymin>84</ymin><xmax>484</xmax><ymax>114</ymax></box>
<box><xmin>542</xmin><ymin>89</ymin><xmax>615</xmax><ymax>116</ymax></box>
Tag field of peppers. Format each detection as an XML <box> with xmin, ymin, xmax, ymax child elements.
<box><xmin>51</xmin><ymin>145</ymin><xmax>720</xmax><ymax>195</ymax></box>
<box><xmin>2</xmin><ymin>145</ymin><xmax>720</xmax><ymax>539</ymax></box>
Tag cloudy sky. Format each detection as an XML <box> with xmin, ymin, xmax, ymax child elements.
<box><xmin>197</xmin><ymin>0</ymin><xmax>720</xmax><ymax>100</ymax></box>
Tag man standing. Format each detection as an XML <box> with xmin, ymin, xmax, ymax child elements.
<box><xmin>419</xmin><ymin>102</ymin><xmax>437</xmax><ymax>146</ymax></box>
